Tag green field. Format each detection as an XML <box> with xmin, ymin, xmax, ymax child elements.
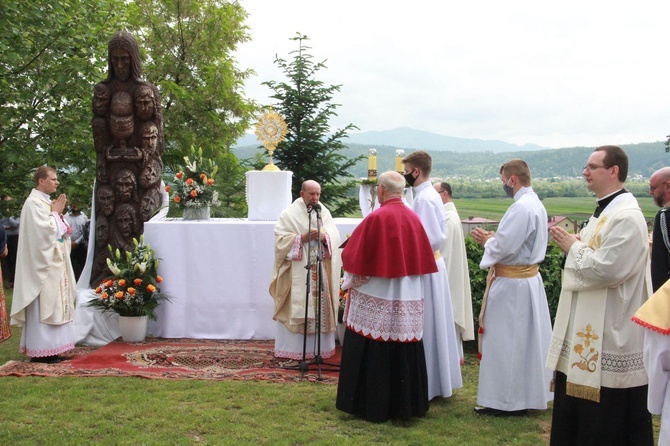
<box><xmin>453</xmin><ymin>196</ymin><xmax>657</xmax><ymax>223</ymax></box>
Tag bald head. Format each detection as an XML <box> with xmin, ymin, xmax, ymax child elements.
<box><xmin>650</xmin><ymin>167</ymin><xmax>670</xmax><ymax>207</ymax></box>
<box><xmin>300</xmin><ymin>180</ymin><xmax>321</xmax><ymax>207</ymax></box>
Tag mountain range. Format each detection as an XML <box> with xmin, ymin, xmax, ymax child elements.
<box><xmin>236</xmin><ymin>127</ymin><xmax>551</xmax><ymax>153</ymax></box>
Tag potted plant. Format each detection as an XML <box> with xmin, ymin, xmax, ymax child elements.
<box><xmin>88</xmin><ymin>236</ymin><xmax>167</xmax><ymax>342</ymax></box>
<box><xmin>165</xmin><ymin>146</ymin><xmax>219</xmax><ymax>220</ymax></box>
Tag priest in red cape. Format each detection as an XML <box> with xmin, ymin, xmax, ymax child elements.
<box><xmin>336</xmin><ymin>171</ymin><xmax>437</xmax><ymax>423</ymax></box>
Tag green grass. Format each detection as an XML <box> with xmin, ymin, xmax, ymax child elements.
<box><xmin>454</xmin><ymin>196</ymin><xmax>657</xmax><ymax>222</ymax></box>
<box><xmin>0</xmin><ymin>287</ymin><xmax>559</xmax><ymax>445</ymax></box>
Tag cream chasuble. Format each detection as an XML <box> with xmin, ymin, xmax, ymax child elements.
<box><xmin>547</xmin><ymin>193</ymin><xmax>650</xmax><ymax>401</ymax></box>
<box><xmin>11</xmin><ymin>189</ymin><xmax>76</xmax><ymax>327</ymax></box>
<box><xmin>269</xmin><ymin>198</ymin><xmax>341</xmax><ymax>335</ymax></box>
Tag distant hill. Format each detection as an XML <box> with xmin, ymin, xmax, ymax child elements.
<box><xmin>233</xmin><ymin>128</ymin><xmax>669</xmax><ymax>179</ymax></box>
<box><xmin>235</xmin><ymin>127</ymin><xmax>549</xmax><ymax>153</ymax></box>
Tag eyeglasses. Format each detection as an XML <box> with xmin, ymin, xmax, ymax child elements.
<box><xmin>582</xmin><ymin>164</ymin><xmax>609</xmax><ymax>172</ymax></box>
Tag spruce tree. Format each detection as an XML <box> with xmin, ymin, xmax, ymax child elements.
<box><xmin>263</xmin><ymin>33</ymin><xmax>362</xmax><ymax>216</ymax></box>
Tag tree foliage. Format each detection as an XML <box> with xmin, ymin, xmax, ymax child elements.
<box><xmin>262</xmin><ymin>33</ymin><xmax>362</xmax><ymax>216</ymax></box>
<box><xmin>0</xmin><ymin>0</ymin><xmax>127</xmax><ymax>213</ymax></box>
<box><xmin>126</xmin><ymin>0</ymin><xmax>258</xmax><ymax>216</ymax></box>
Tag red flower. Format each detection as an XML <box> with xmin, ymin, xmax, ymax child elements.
<box><xmin>146</xmin><ymin>284</ymin><xmax>156</xmax><ymax>293</ymax></box>
<box><xmin>176</xmin><ymin>172</ymin><xmax>183</xmax><ymax>179</ymax></box>
<box><xmin>186</xmin><ymin>178</ymin><xmax>194</xmax><ymax>185</ymax></box>
<box><xmin>134</xmin><ymin>278</ymin><xmax>143</xmax><ymax>286</ymax></box>
<box><xmin>156</xmin><ymin>276</ymin><xmax>163</xmax><ymax>283</ymax></box>
<box><xmin>164</xmin><ymin>185</ymin><xmax>171</xmax><ymax>192</ymax></box>
<box><xmin>190</xmin><ymin>190</ymin><xmax>198</xmax><ymax>198</ymax></box>
<box><xmin>127</xmin><ymin>287</ymin><xmax>136</xmax><ymax>295</ymax></box>
<box><xmin>207</xmin><ymin>178</ymin><xmax>214</xmax><ymax>186</ymax></box>
<box><xmin>174</xmin><ymin>196</ymin><xmax>181</xmax><ymax>203</ymax></box>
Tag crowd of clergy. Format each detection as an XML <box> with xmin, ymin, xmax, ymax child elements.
<box><xmin>3</xmin><ymin>149</ymin><xmax>670</xmax><ymax>445</ymax></box>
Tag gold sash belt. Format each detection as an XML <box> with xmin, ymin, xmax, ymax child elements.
<box><xmin>478</xmin><ymin>263</ymin><xmax>539</xmax><ymax>359</ymax></box>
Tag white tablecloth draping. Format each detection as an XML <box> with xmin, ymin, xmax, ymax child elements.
<box><xmin>142</xmin><ymin>217</ymin><xmax>362</xmax><ymax>340</ymax></box>
<box><xmin>245</xmin><ymin>170</ymin><xmax>293</xmax><ymax>221</ymax></box>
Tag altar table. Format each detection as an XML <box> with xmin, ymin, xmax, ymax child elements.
<box><xmin>144</xmin><ymin>217</ymin><xmax>362</xmax><ymax>340</ymax></box>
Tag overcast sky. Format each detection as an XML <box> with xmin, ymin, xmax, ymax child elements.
<box><xmin>236</xmin><ymin>0</ymin><xmax>670</xmax><ymax>149</ymax></box>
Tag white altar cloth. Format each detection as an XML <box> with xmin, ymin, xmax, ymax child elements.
<box><xmin>245</xmin><ymin>170</ymin><xmax>293</xmax><ymax>221</ymax></box>
<box><xmin>142</xmin><ymin>217</ymin><xmax>361</xmax><ymax>340</ymax></box>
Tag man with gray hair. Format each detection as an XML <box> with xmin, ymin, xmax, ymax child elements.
<box><xmin>337</xmin><ymin>171</ymin><xmax>437</xmax><ymax>422</ymax></box>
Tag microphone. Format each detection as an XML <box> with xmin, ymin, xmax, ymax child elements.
<box><xmin>312</xmin><ymin>203</ymin><xmax>321</xmax><ymax>216</ymax></box>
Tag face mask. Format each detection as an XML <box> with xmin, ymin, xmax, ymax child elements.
<box><xmin>502</xmin><ymin>180</ymin><xmax>514</xmax><ymax>198</ymax></box>
<box><xmin>404</xmin><ymin>171</ymin><xmax>417</xmax><ymax>187</ymax></box>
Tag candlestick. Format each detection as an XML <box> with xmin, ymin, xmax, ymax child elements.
<box><xmin>367</xmin><ymin>148</ymin><xmax>377</xmax><ymax>181</ymax></box>
<box><xmin>395</xmin><ymin>149</ymin><xmax>404</xmax><ymax>173</ymax></box>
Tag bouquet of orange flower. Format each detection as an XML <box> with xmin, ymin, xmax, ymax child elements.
<box><xmin>88</xmin><ymin>236</ymin><xmax>168</xmax><ymax>320</ymax></box>
<box><xmin>165</xmin><ymin>146</ymin><xmax>219</xmax><ymax>211</ymax></box>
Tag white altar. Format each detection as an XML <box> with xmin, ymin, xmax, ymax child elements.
<box><xmin>142</xmin><ymin>217</ymin><xmax>361</xmax><ymax>340</ymax></box>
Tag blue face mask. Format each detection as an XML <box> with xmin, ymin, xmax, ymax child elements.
<box><xmin>502</xmin><ymin>180</ymin><xmax>514</xmax><ymax>198</ymax></box>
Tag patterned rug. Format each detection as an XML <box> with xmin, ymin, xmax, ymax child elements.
<box><xmin>0</xmin><ymin>338</ymin><xmax>341</xmax><ymax>383</ymax></box>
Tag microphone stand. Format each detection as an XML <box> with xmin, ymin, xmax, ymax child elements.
<box><xmin>282</xmin><ymin>204</ymin><xmax>339</xmax><ymax>380</ymax></box>
<box><xmin>311</xmin><ymin>206</ymin><xmax>339</xmax><ymax>379</ymax></box>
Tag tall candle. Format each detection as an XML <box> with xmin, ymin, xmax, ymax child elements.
<box><xmin>395</xmin><ymin>149</ymin><xmax>404</xmax><ymax>173</ymax></box>
<box><xmin>367</xmin><ymin>148</ymin><xmax>377</xmax><ymax>181</ymax></box>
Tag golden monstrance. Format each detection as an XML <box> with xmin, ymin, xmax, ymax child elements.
<box><xmin>254</xmin><ymin>108</ymin><xmax>288</xmax><ymax>172</ymax></box>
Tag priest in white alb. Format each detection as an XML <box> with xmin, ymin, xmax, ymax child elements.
<box><xmin>402</xmin><ymin>150</ymin><xmax>463</xmax><ymax>400</ymax></box>
<box><xmin>434</xmin><ymin>181</ymin><xmax>474</xmax><ymax>363</ymax></box>
<box><xmin>10</xmin><ymin>166</ymin><xmax>77</xmax><ymax>363</ymax></box>
<box><xmin>269</xmin><ymin>180</ymin><xmax>341</xmax><ymax>363</ymax></box>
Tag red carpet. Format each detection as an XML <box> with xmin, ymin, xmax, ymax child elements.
<box><xmin>0</xmin><ymin>338</ymin><xmax>341</xmax><ymax>383</ymax></box>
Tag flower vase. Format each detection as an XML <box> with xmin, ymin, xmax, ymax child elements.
<box><xmin>118</xmin><ymin>315</ymin><xmax>148</xmax><ymax>342</ymax></box>
<box><xmin>183</xmin><ymin>206</ymin><xmax>210</xmax><ymax>221</ymax></box>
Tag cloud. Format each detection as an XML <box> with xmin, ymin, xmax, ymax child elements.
<box><xmin>236</xmin><ymin>0</ymin><xmax>670</xmax><ymax>148</ymax></box>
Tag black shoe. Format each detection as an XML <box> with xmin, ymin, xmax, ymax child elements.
<box><xmin>474</xmin><ymin>406</ymin><xmax>528</xmax><ymax>417</ymax></box>
<box><xmin>30</xmin><ymin>355</ymin><xmax>65</xmax><ymax>364</ymax></box>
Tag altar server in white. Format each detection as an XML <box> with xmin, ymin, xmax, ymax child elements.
<box><xmin>434</xmin><ymin>181</ymin><xmax>474</xmax><ymax>363</ymax></box>
<box><xmin>548</xmin><ymin>145</ymin><xmax>653</xmax><ymax>445</ymax></box>
<box><xmin>633</xmin><ymin>279</ymin><xmax>670</xmax><ymax>445</ymax></box>
<box><xmin>10</xmin><ymin>166</ymin><xmax>77</xmax><ymax>363</ymax></box>
<box><xmin>269</xmin><ymin>180</ymin><xmax>342</xmax><ymax>363</ymax></box>
<box><xmin>402</xmin><ymin>150</ymin><xmax>462</xmax><ymax>400</ymax></box>
<box><xmin>471</xmin><ymin>159</ymin><xmax>553</xmax><ymax>416</ymax></box>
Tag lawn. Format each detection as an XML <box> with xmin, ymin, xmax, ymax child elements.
<box><xmin>0</xmin><ymin>288</ymin><xmax>660</xmax><ymax>445</ymax></box>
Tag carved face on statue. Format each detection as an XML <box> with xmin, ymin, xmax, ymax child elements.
<box><xmin>135</xmin><ymin>86</ymin><xmax>155</xmax><ymax>121</ymax></box>
<box><xmin>114</xmin><ymin>204</ymin><xmax>137</xmax><ymax>238</ymax></box>
<box><xmin>96</xmin><ymin>185</ymin><xmax>115</xmax><ymax>217</ymax></box>
<box><xmin>115</xmin><ymin>169</ymin><xmax>137</xmax><ymax>203</ymax></box>
<box><xmin>140</xmin><ymin>121</ymin><xmax>159</xmax><ymax>155</ymax></box>
<box><xmin>110</xmin><ymin>48</ymin><xmax>131</xmax><ymax>82</ymax></box>
<box><xmin>139</xmin><ymin>159</ymin><xmax>162</xmax><ymax>189</ymax></box>
<box><xmin>95</xmin><ymin>217</ymin><xmax>110</xmax><ymax>248</ymax></box>
<box><xmin>92</xmin><ymin>83</ymin><xmax>111</xmax><ymax>117</ymax></box>
<box><xmin>140</xmin><ymin>188</ymin><xmax>161</xmax><ymax>221</ymax></box>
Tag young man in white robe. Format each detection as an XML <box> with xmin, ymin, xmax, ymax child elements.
<box><xmin>548</xmin><ymin>145</ymin><xmax>653</xmax><ymax>445</ymax></box>
<box><xmin>10</xmin><ymin>166</ymin><xmax>76</xmax><ymax>363</ymax></box>
<box><xmin>269</xmin><ymin>180</ymin><xmax>341</xmax><ymax>365</ymax></box>
<box><xmin>471</xmin><ymin>159</ymin><xmax>553</xmax><ymax>416</ymax></box>
<box><xmin>434</xmin><ymin>181</ymin><xmax>474</xmax><ymax>364</ymax></box>
<box><xmin>403</xmin><ymin>150</ymin><xmax>462</xmax><ymax>400</ymax></box>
